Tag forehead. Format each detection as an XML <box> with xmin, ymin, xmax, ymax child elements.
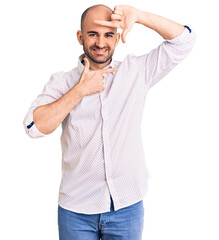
<box><xmin>83</xmin><ymin>6</ymin><xmax>116</xmax><ymax>33</ymax></box>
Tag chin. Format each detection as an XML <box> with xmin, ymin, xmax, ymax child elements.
<box><xmin>88</xmin><ymin>54</ymin><xmax>112</xmax><ymax>64</ymax></box>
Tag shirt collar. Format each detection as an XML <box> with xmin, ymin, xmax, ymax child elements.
<box><xmin>77</xmin><ymin>53</ymin><xmax>118</xmax><ymax>75</ymax></box>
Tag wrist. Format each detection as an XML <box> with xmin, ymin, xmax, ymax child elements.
<box><xmin>72</xmin><ymin>83</ymin><xmax>86</xmax><ymax>98</ymax></box>
<box><xmin>130</xmin><ymin>6</ymin><xmax>142</xmax><ymax>24</ymax></box>
<box><xmin>135</xmin><ymin>9</ymin><xmax>148</xmax><ymax>24</ymax></box>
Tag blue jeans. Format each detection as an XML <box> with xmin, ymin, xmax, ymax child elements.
<box><xmin>58</xmin><ymin>196</ymin><xmax>144</xmax><ymax>240</ymax></box>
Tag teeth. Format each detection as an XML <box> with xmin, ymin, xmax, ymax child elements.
<box><xmin>94</xmin><ymin>49</ymin><xmax>107</xmax><ymax>54</ymax></box>
<box><xmin>94</xmin><ymin>49</ymin><xmax>106</xmax><ymax>51</ymax></box>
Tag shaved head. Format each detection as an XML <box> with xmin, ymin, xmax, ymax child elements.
<box><xmin>77</xmin><ymin>4</ymin><xmax>120</xmax><ymax>70</ymax></box>
<box><xmin>80</xmin><ymin>4</ymin><xmax>113</xmax><ymax>31</ymax></box>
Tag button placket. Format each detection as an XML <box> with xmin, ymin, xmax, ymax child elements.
<box><xmin>100</xmin><ymin>88</ymin><xmax>113</xmax><ymax>194</ymax></box>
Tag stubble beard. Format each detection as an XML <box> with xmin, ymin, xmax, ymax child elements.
<box><xmin>83</xmin><ymin>44</ymin><xmax>114</xmax><ymax>64</ymax></box>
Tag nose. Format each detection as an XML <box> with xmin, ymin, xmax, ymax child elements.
<box><xmin>96</xmin><ymin>36</ymin><xmax>105</xmax><ymax>49</ymax></box>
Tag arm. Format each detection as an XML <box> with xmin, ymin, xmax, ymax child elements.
<box><xmin>95</xmin><ymin>5</ymin><xmax>196</xmax><ymax>89</ymax></box>
<box><xmin>136</xmin><ymin>10</ymin><xmax>185</xmax><ymax>40</ymax></box>
<box><xmin>33</xmin><ymin>84</ymin><xmax>84</xmax><ymax>135</ymax></box>
<box><xmin>24</xmin><ymin>58</ymin><xmax>117</xmax><ymax>136</ymax></box>
<box><xmin>94</xmin><ymin>5</ymin><xmax>186</xmax><ymax>42</ymax></box>
<box><xmin>23</xmin><ymin>73</ymin><xmax>84</xmax><ymax>138</ymax></box>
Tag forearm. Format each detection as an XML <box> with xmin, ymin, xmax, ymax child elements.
<box><xmin>33</xmin><ymin>84</ymin><xmax>84</xmax><ymax>134</ymax></box>
<box><xmin>136</xmin><ymin>10</ymin><xmax>185</xmax><ymax>40</ymax></box>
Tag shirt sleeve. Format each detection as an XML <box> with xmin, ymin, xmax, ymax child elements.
<box><xmin>23</xmin><ymin>72</ymin><xmax>64</xmax><ymax>138</ymax></box>
<box><xmin>137</xmin><ymin>26</ymin><xmax>197</xmax><ymax>89</ymax></box>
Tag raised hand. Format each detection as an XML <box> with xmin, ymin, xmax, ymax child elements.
<box><xmin>94</xmin><ymin>5</ymin><xmax>139</xmax><ymax>43</ymax></box>
<box><xmin>77</xmin><ymin>58</ymin><xmax>117</xmax><ymax>96</ymax></box>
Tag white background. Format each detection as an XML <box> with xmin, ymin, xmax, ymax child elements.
<box><xmin>1</xmin><ymin>0</ymin><xmax>218</xmax><ymax>239</ymax></box>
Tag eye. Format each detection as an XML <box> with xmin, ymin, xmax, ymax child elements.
<box><xmin>89</xmin><ymin>33</ymin><xmax>96</xmax><ymax>37</ymax></box>
<box><xmin>106</xmin><ymin>34</ymin><xmax>113</xmax><ymax>38</ymax></box>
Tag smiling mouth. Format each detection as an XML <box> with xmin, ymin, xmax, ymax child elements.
<box><xmin>93</xmin><ymin>48</ymin><xmax>108</xmax><ymax>55</ymax></box>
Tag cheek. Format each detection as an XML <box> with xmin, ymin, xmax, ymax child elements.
<box><xmin>84</xmin><ymin>39</ymin><xmax>96</xmax><ymax>48</ymax></box>
<box><xmin>109</xmin><ymin>40</ymin><xmax>117</xmax><ymax>49</ymax></box>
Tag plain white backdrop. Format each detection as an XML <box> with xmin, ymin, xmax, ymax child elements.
<box><xmin>1</xmin><ymin>0</ymin><xmax>218</xmax><ymax>239</ymax></box>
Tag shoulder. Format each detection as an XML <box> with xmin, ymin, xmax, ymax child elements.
<box><xmin>112</xmin><ymin>54</ymin><xmax>139</xmax><ymax>68</ymax></box>
<box><xmin>48</xmin><ymin>67</ymin><xmax>79</xmax><ymax>93</ymax></box>
<box><xmin>52</xmin><ymin>67</ymin><xmax>79</xmax><ymax>83</ymax></box>
<box><xmin>51</xmin><ymin>67</ymin><xmax>78</xmax><ymax>81</ymax></box>
<box><xmin>119</xmin><ymin>53</ymin><xmax>148</xmax><ymax>71</ymax></box>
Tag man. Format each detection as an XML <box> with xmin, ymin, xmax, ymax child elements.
<box><xmin>23</xmin><ymin>4</ymin><xmax>196</xmax><ymax>240</ymax></box>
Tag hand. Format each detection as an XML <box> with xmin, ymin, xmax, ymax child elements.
<box><xmin>94</xmin><ymin>5</ymin><xmax>139</xmax><ymax>43</ymax></box>
<box><xmin>77</xmin><ymin>58</ymin><xmax>117</xmax><ymax>96</ymax></box>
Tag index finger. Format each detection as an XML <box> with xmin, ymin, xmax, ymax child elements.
<box><xmin>94</xmin><ymin>20</ymin><xmax>120</xmax><ymax>28</ymax></box>
<box><xmin>99</xmin><ymin>67</ymin><xmax>117</xmax><ymax>74</ymax></box>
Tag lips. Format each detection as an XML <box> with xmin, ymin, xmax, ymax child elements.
<box><xmin>93</xmin><ymin>48</ymin><xmax>108</xmax><ymax>55</ymax></box>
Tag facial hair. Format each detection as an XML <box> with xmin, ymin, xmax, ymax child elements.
<box><xmin>83</xmin><ymin>44</ymin><xmax>114</xmax><ymax>64</ymax></box>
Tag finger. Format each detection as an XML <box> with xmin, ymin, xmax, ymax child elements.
<box><xmin>99</xmin><ymin>67</ymin><xmax>117</xmax><ymax>74</ymax></box>
<box><xmin>94</xmin><ymin>20</ymin><xmax>120</xmax><ymax>28</ymax></box>
<box><xmin>121</xmin><ymin>28</ymin><xmax>130</xmax><ymax>43</ymax></box>
<box><xmin>113</xmin><ymin>9</ymin><xmax>123</xmax><ymax>16</ymax></box>
<box><xmin>83</xmin><ymin>58</ymin><xmax>90</xmax><ymax>71</ymax></box>
<box><xmin>114</xmin><ymin>5</ymin><xmax>123</xmax><ymax>11</ymax></box>
<box><xmin>111</xmin><ymin>13</ymin><xmax>123</xmax><ymax>21</ymax></box>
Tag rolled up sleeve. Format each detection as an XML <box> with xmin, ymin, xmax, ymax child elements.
<box><xmin>137</xmin><ymin>26</ymin><xmax>197</xmax><ymax>89</ymax></box>
<box><xmin>23</xmin><ymin>72</ymin><xmax>64</xmax><ymax>138</ymax></box>
<box><xmin>23</xmin><ymin>107</ymin><xmax>46</xmax><ymax>138</ymax></box>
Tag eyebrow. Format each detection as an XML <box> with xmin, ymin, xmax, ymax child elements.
<box><xmin>87</xmin><ymin>31</ymin><xmax>115</xmax><ymax>35</ymax></box>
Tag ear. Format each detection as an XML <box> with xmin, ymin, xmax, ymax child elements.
<box><xmin>115</xmin><ymin>32</ymin><xmax>120</xmax><ymax>46</ymax></box>
<box><xmin>77</xmin><ymin>30</ymin><xmax>83</xmax><ymax>45</ymax></box>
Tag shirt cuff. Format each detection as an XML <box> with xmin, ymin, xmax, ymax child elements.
<box><xmin>23</xmin><ymin>108</ymin><xmax>46</xmax><ymax>138</ymax></box>
<box><xmin>166</xmin><ymin>25</ymin><xmax>196</xmax><ymax>45</ymax></box>
<box><xmin>184</xmin><ymin>25</ymin><xmax>192</xmax><ymax>33</ymax></box>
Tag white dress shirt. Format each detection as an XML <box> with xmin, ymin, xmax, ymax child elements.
<box><xmin>24</xmin><ymin>27</ymin><xmax>196</xmax><ymax>214</ymax></box>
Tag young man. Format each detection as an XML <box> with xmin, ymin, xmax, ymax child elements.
<box><xmin>24</xmin><ymin>4</ymin><xmax>196</xmax><ymax>240</ymax></box>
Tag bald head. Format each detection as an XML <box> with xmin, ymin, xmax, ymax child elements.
<box><xmin>77</xmin><ymin>4</ymin><xmax>120</xmax><ymax>70</ymax></box>
<box><xmin>80</xmin><ymin>4</ymin><xmax>113</xmax><ymax>31</ymax></box>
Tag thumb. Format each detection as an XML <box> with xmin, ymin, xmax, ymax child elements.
<box><xmin>83</xmin><ymin>57</ymin><xmax>90</xmax><ymax>72</ymax></box>
<box><xmin>121</xmin><ymin>28</ymin><xmax>129</xmax><ymax>43</ymax></box>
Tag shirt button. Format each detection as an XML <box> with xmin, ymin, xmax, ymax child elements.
<box><xmin>104</xmin><ymin>114</ymin><xmax>108</xmax><ymax>120</ymax></box>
